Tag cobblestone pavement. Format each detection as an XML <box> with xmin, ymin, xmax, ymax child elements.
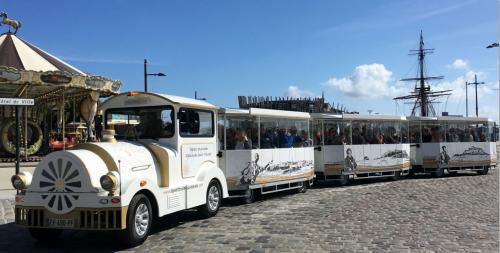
<box><xmin>0</xmin><ymin>170</ymin><xmax>497</xmax><ymax>253</ymax></box>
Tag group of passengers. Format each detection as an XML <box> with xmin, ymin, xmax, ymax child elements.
<box><xmin>315</xmin><ymin>125</ymin><xmax>403</xmax><ymax>145</ymax></box>
<box><xmin>420</xmin><ymin>127</ymin><xmax>488</xmax><ymax>143</ymax></box>
<box><xmin>413</xmin><ymin>126</ymin><xmax>488</xmax><ymax>143</ymax></box>
<box><xmin>351</xmin><ymin>126</ymin><xmax>400</xmax><ymax>145</ymax></box>
<box><xmin>225</xmin><ymin>126</ymin><xmax>312</xmax><ymax>150</ymax></box>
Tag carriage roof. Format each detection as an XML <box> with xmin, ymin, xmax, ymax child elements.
<box><xmin>219</xmin><ymin>108</ymin><xmax>310</xmax><ymax>119</ymax></box>
<box><xmin>100</xmin><ymin>91</ymin><xmax>218</xmax><ymax>111</ymax></box>
<box><xmin>310</xmin><ymin>113</ymin><xmax>405</xmax><ymax>121</ymax></box>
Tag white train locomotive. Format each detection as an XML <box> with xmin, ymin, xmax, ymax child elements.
<box><xmin>11</xmin><ymin>91</ymin><xmax>498</xmax><ymax>246</ymax></box>
<box><xmin>12</xmin><ymin>92</ymin><xmax>229</xmax><ymax>246</ymax></box>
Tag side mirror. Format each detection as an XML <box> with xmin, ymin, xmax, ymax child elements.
<box><xmin>314</xmin><ymin>146</ymin><xmax>322</xmax><ymax>151</ymax></box>
<box><xmin>216</xmin><ymin>151</ymin><xmax>223</xmax><ymax>158</ymax></box>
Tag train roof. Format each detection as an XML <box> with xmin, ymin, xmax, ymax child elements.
<box><xmin>407</xmin><ymin>116</ymin><xmax>492</xmax><ymax>122</ymax></box>
<box><xmin>219</xmin><ymin>108</ymin><xmax>311</xmax><ymax>119</ymax></box>
<box><xmin>310</xmin><ymin>113</ymin><xmax>405</xmax><ymax>121</ymax></box>
<box><xmin>100</xmin><ymin>91</ymin><xmax>218</xmax><ymax>110</ymax></box>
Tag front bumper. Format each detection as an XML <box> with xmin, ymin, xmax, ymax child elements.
<box><xmin>15</xmin><ymin>205</ymin><xmax>127</xmax><ymax>230</ymax></box>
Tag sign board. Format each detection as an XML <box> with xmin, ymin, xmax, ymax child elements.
<box><xmin>0</xmin><ymin>98</ymin><xmax>34</xmax><ymax>106</ymax></box>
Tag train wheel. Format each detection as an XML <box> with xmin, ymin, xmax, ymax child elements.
<box><xmin>390</xmin><ymin>171</ymin><xmax>401</xmax><ymax>181</ymax></box>
<box><xmin>337</xmin><ymin>175</ymin><xmax>349</xmax><ymax>186</ymax></box>
<box><xmin>28</xmin><ymin>228</ymin><xmax>62</xmax><ymax>241</ymax></box>
<box><xmin>433</xmin><ymin>167</ymin><xmax>444</xmax><ymax>177</ymax></box>
<box><xmin>477</xmin><ymin>167</ymin><xmax>489</xmax><ymax>175</ymax></box>
<box><xmin>296</xmin><ymin>181</ymin><xmax>307</xmax><ymax>193</ymax></box>
<box><xmin>121</xmin><ymin>194</ymin><xmax>152</xmax><ymax>246</ymax></box>
<box><xmin>244</xmin><ymin>189</ymin><xmax>256</xmax><ymax>204</ymax></box>
<box><xmin>198</xmin><ymin>180</ymin><xmax>221</xmax><ymax>218</ymax></box>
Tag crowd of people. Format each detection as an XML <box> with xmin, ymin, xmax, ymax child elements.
<box><xmin>221</xmin><ymin>120</ymin><xmax>312</xmax><ymax>150</ymax></box>
<box><xmin>313</xmin><ymin>122</ymin><xmax>406</xmax><ymax>145</ymax></box>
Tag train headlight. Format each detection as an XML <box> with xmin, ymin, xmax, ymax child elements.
<box><xmin>11</xmin><ymin>172</ymin><xmax>33</xmax><ymax>190</ymax></box>
<box><xmin>100</xmin><ymin>171</ymin><xmax>119</xmax><ymax>193</ymax></box>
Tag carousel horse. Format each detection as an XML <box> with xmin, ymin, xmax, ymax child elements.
<box><xmin>0</xmin><ymin>12</ymin><xmax>21</xmax><ymax>34</ymax></box>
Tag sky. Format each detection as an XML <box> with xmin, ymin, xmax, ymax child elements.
<box><xmin>2</xmin><ymin>0</ymin><xmax>499</xmax><ymax>121</ymax></box>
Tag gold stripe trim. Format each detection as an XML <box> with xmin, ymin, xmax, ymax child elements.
<box><xmin>140</xmin><ymin>142</ymin><xmax>170</xmax><ymax>187</ymax></box>
<box><xmin>74</xmin><ymin>143</ymin><xmax>118</xmax><ymax>171</ymax></box>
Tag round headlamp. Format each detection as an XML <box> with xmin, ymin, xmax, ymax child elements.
<box><xmin>100</xmin><ymin>171</ymin><xmax>119</xmax><ymax>191</ymax></box>
<box><xmin>11</xmin><ymin>172</ymin><xmax>32</xmax><ymax>190</ymax></box>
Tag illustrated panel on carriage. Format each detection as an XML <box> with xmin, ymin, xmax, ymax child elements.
<box><xmin>416</xmin><ymin>117</ymin><xmax>498</xmax><ymax>169</ymax></box>
<box><xmin>313</xmin><ymin>114</ymin><xmax>411</xmax><ymax>176</ymax></box>
<box><xmin>218</xmin><ymin>108</ymin><xmax>314</xmax><ymax>188</ymax></box>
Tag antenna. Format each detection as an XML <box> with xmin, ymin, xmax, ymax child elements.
<box><xmin>394</xmin><ymin>31</ymin><xmax>451</xmax><ymax>117</ymax></box>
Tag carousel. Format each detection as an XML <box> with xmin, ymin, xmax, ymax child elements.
<box><xmin>0</xmin><ymin>13</ymin><xmax>121</xmax><ymax>162</ymax></box>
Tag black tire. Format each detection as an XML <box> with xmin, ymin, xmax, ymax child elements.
<box><xmin>120</xmin><ymin>194</ymin><xmax>152</xmax><ymax>247</ymax></box>
<box><xmin>29</xmin><ymin>228</ymin><xmax>62</xmax><ymax>241</ymax></box>
<box><xmin>337</xmin><ymin>175</ymin><xmax>349</xmax><ymax>186</ymax></box>
<box><xmin>243</xmin><ymin>189</ymin><xmax>256</xmax><ymax>204</ymax></box>
<box><xmin>477</xmin><ymin>167</ymin><xmax>489</xmax><ymax>175</ymax></box>
<box><xmin>408</xmin><ymin>169</ymin><xmax>415</xmax><ymax>177</ymax></box>
<box><xmin>296</xmin><ymin>181</ymin><xmax>308</xmax><ymax>193</ymax></box>
<box><xmin>390</xmin><ymin>171</ymin><xmax>401</xmax><ymax>181</ymax></box>
<box><xmin>198</xmin><ymin>180</ymin><xmax>222</xmax><ymax>218</ymax></box>
<box><xmin>433</xmin><ymin>167</ymin><xmax>445</xmax><ymax>177</ymax></box>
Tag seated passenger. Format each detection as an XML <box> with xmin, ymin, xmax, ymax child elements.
<box><xmin>352</xmin><ymin>127</ymin><xmax>365</xmax><ymax>144</ymax></box>
<box><xmin>371</xmin><ymin>129</ymin><xmax>384</xmax><ymax>144</ymax></box>
<box><xmin>385</xmin><ymin>127</ymin><xmax>398</xmax><ymax>144</ymax></box>
<box><xmin>422</xmin><ymin>128</ymin><xmax>432</xmax><ymax>143</ymax></box>
<box><xmin>462</xmin><ymin>129</ymin><xmax>474</xmax><ymax>142</ymax></box>
<box><xmin>430</xmin><ymin>127</ymin><xmax>441</xmax><ymax>142</ymax></box>
<box><xmin>280</xmin><ymin>128</ymin><xmax>294</xmax><ymax>148</ymax></box>
<box><xmin>447</xmin><ymin>128</ymin><xmax>460</xmax><ymax>142</ymax></box>
<box><xmin>234</xmin><ymin>130</ymin><xmax>252</xmax><ymax>150</ymax></box>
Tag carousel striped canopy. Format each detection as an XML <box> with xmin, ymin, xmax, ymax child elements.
<box><xmin>0</xmin><ymin>33</ymin><xmax>85</xmax><ymax>75</ymax></box>
<box><xmin>0</xmin><ymin>32</ymin><xmax>121</xmax><ymax>100</ymax></box>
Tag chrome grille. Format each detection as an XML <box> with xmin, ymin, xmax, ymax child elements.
<box><xmin>15</xmin><ymin>207</ymin><xmax>123</xmax><ymax>230</ymax></box>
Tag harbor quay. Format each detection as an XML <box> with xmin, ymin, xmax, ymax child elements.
<box><xmin>0</xmin><ymin>169</ymin><xmax>497</xmax><ymax>253</ymax></box>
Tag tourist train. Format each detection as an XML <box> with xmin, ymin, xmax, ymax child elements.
<box><xmin>11</xmin><ymin>91</ymin><xmax>498</xmax><ymax>246</ymax></box>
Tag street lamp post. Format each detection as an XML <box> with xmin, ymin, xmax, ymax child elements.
<box><xmin>143</xmin><ymin>59</ymin><xmax>166</xmax><ymax>92</ymax></box>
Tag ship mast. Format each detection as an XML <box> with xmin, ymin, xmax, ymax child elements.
<box><xmin>394</xmin><ymin>31</ymin><xmax>451</xmax><ymax>117</ymax></box>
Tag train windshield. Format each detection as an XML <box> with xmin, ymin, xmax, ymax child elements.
<box><xmin>105</xmin><ymin>106</ymin><xmax>174</xmax><ymax>140</ymax></box>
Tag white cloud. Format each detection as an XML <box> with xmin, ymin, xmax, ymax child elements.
<box><xmin>448</xmin><ymin>59</ymin><xmax>469</xmax><ymax>70</ymax></box>
<box><xmin>479</xmin><ymin>105</ymin><xmax>499</xmax><ymax>123</ymax></box>
<box><xmin>285</xmin><ymin>85</ymin><xmax>314</xmax><ymax>98</ymax></box>
<box><xmin>323</xmin><ymin>63</ymin><xmax>408</xmax><ymax>98</ymax></box>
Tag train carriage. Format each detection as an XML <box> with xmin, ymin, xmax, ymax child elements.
<box><xmin>312</xmin><ymin>113</ymin><xmax>411</xmax><ymax>184</ymax></box>
<box><xmin>12</xmin><ymin>92</ymin><xmax>229</xmax><ymax>246</ymax></box>
<box><xmin>409</xmin><ymin>116</ymin><xmax>497</xmax><ymax>176</ymax></box>
<box><xmin>218</xmin><ymin>108</ymin><xmax>314</xmax><ymax>202</ymax></box>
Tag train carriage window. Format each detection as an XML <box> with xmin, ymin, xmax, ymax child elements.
<box><xmin>488</xmin><ymin>122</ymin><xmax>495</xmax><ymax>142</ymax></box>
<box><xmin>401</xmin><ymin>121</ymin><xmax>409</xmax><ymax>143</ymax></box>
<box><xmin>343</xmin><ymin>121</ymin><xmax>352</xmax><ymax>145</ymax></box>
<box><xmin>324</xmin><ymin>121</ymin><xmax>345</xmax><ymax>145</ymax></box>
<box><xmin>421</xmin><ymin>123</ymin><xmax>441</xmax><ymax>143</ymax></box>
<box><xmin>292</xmin><ymin>119</ymin><xmax>311</xmax><ymax>147</ymax></box>
<box><xmin>383</xmin><ymin>121</ymin><xmax>401</xmax><ymax>144</ymax></box>
<box><xmin>105</xmin><ymin>106</ymin><xmax>174</xmax><ymax>140</ymax></box>
<box><xmin>217</xmin><ymin>116</ymin><xmax>225</xmax><ymax>150</ymax></box>
<box><xmin>351</xmin><ymin>120</ymin><xmax>367</xmax><ymax>145</ymax></box>
<box><xmin>312</xmin><ymin>120</ymin><xmax>323</xmax><ymax>145</ymax></box>
<box><xmin>226</xmin><ymin>117</ymin><xmax>256</xmax><ymax>150</ymax></box>
<box><xmin>445</xmin><ymin>122</ymin><xmax>461</xmax><ymax>142</ymax></box>
<box><xmin>409</xmin><ymin>121</ymin><xmax>421</xmax><ymax>143</ymax></box>
<box><xmin>474</xmin><ymin>122</ymin><xmax>488</xmax><ymax>142</ymax></box>
<box><xmin>178</xmin><ymin>108</ymin><xmax>214</xmax><ymax>137</ymax></box>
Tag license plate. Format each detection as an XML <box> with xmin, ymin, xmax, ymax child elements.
<box><xmin>47</xmin><ymin>218</ymin><xmax>74</xmax><ymax>228</ymax></box>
